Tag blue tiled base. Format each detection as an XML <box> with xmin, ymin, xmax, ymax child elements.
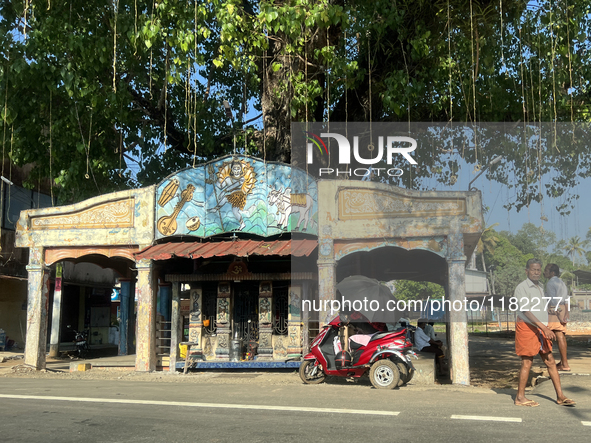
<box><xmin>176</xmin><ymin>360</ymin><xmax>301</xmax><ymax>369</ymax></box>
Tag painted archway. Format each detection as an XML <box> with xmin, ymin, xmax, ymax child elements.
<box><xmin>315</xmin><ymin>180</ymin><xmax>484</xmax><ymax>385</ymax></box>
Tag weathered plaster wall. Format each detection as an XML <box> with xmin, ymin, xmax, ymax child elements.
<box><xmin>15</xmin><ymin>186</ymin><xmax>156</xmax><ymax>249</ymax></box>
<box><xmin>317</xmin><ymin>180</ymin><xmax>483</xmax><ymax>255</ymax></box>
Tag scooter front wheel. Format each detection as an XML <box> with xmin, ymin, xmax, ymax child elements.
<box><xmin>369</xmin><ymin>359</ymin><xmax>400</xmax><ymax>389</ymax></box>
<box><xmin>299</xmin><ymin>360</ymin><xmax>326</xmax><ymax>384</ymax></box>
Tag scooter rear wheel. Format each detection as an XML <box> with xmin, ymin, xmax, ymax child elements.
<box><xmin>369</xmin><ymin>359</ymin><xmax>400</xmax><ymax>389</ymax></box>
<box><xmin>299</xmin><ymin>360</ymin><xmax>326</xmax><ymax>384</ymax></box>
<box><xmin>396</xmin><ymin>362</ymin><xmax>408</xmax><ymax>387</ymax></box>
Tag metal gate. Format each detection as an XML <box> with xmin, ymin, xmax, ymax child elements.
<box><xmin>273</xmin><ymin>286</ymin><xmax>288</xmax><ymax>335</ymax></box>
<box><xmin>202</xmin><ymin>285</ymin><xmax>217</xmax><ymax>335</ymax></box>
<box><xmin>233</xmin><ymin>283</ymin><xmax>259</xmax><ymax>342</ymax></box>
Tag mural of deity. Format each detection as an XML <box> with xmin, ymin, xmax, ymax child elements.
<box><xmin>203</xmin><ymin>337</ymin><xmax>213</xmax><ymax>356</ymax></box>
<box><xmin>289</xmin><ymin>291</ymin><xmax>300</xmax><ymax>317</ymax></box>
<box><xmin>154</xmin><ymin>155</ymin><xmax>318</xmax><ymax>239</ymax></box>
<box><xmin>274</xmin><ymin>336</ymin><xmax>287</xmax><ymax>356</ymax></box>
<box><xmin>208</xmin><ymin>160</ymin><xmax>256</xmax><ymax>231</ymax></box>
<box><xmin>189</xmin><ymin>329</ymin><xmax>199</xmax><ymax>344</ymax></box>
<box><xmin>217</xmin><ymin>298</ymin><xmax>229</xmax><ymax>323</ymax></box>
<box><xmin>259</xmin><ymin>297</ymin><xmax>271</xmax><ymax>324</ymax></box>
<box><xmin>190</xmin><ymin>292</ymin><xmax>201</xmax><ymax>322</ymax></box>
<box><xmin>289</xmin><ymin>326</ymin><xmax>298</xmax><ymax>347</ymax></box>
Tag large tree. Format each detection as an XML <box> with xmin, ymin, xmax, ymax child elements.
<box><xmin>1</xmin><ymin>1</ymin><xmax>591</xmax><ymax>204</ymax></box>
<box><xmin>483</xmin><ymin>229</ymin><xmax>532</xmax><ymax>297</ymax></box>
<box><xmin>505</xmin><ymin>222</ymin><xmax>557</xmax><ymax>262</ymax></box>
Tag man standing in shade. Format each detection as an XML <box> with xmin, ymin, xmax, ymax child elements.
<box><xmin>514</xmin><ymin>258</ymin><xmax>575</xmax><ymax>407</ymax></box>
<box><xmin>544</xmin><ymin>263</ymin><xmax>570</xmax><ymax>371</ymax></box>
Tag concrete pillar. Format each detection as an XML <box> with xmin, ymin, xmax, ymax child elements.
<box><xmin>257</xmin><ymin>281</ymin><xmax>273</xmax><ymax>360</ymax></box>
<box><xmin>215</xmin><ymin>282</ymin><xmax>231</xmax><ymax>359</ymax></box>
<box><xmin>301</xmin><ymin>280</ymin><xmax>310</xmax><ymax>355</ymax></box>
<box><xmin>287</xmin><ymin>284</ymin><xmax>302</xmax><ymax>358</ymax></box>
<box><xmin>317</xmin><ymin>259</ymin><xmax>336</xmax><ymax>327</ymax></box>
<box><xmin>24</xmin><ymin>247</ymin><xmax>50</xmax><ymax>370</ymax></box>
<box><xmin>187</xmin><ymin>285</ymin><xmax>203</xmax><ymax>361</ymax></box>
<box><xmin>135</xmin><ymin>259</ymin><xmax>156</xmax><ymax>372</ymax></box>
<box><xmin>128</xmin><ymin>279</ymin><xmax>136</xmax><ymax>353</ymax></box>
<box><xmin>169</xmin><ymin>281</ymin><xmax>181</xmax><ymax>373</ymax></box>
<box><xmin>118</xmin><ymin>278</ymin><xmax>132</xmax><ymax>356</ymax></box>
<box><xmin>48</xmin><ymin>263</ymin><xmax>63</xmax><ymax>358</ymax></box>
<box><xmin>447</xmin><ymin>230</ymin><xmax>470</xmax><ymax>386</ymax></box>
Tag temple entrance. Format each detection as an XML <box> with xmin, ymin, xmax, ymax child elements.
<box><xmin>233</xmin><ymin>283</ymin><xmax>259</xmax><ymax>342</ymax></box>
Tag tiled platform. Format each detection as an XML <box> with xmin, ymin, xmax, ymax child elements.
<box><xmin>176</xmin><ymin>360</ymin><xmax>301</xmax><ymax>369</ymax></box>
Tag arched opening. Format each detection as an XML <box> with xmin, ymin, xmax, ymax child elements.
<box><xmin>44</xmin><ymin>253</ymin><xmax>137</xmax><ymax>359</ymax></box>
<box><xmin>337</xmin><ymin>246</ymin><xmax>447</xmax><ymax>285</ymax></box>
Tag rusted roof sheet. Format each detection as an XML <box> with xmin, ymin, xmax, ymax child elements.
<box><xmin>135</xmin><ymin>239</ymin><xmax>317</xmax><ymax>261</ymax></box>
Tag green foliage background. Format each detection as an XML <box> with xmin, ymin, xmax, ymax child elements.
<box><xmin>1</xmin><ymin>1</ymin><xmax>591</xmax><ymax>206</ymax></box>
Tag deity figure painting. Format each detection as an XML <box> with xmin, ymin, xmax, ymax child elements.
<box><xmin>208</xmin><ymin>160</ymin><xmax>256</xmax><ymax>231</ymax></box>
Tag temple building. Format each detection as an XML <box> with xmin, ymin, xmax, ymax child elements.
<box><xmin>15</xmin><ymin>154</ymin><xmax>483</xmax><ymax>385</ymax></box>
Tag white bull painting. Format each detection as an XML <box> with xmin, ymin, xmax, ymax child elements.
<box><xmin>268</xmin><ymin>188</ymin><xmax>315</xmax><ymax>231</ymax></box>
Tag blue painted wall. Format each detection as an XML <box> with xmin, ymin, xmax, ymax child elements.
<box><xmin>155</xmin><ymin>156</ymin><xmax>318</xmax><ymax>239</ymax></box>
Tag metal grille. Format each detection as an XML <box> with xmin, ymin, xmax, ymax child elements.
<box><xmin>202</xmin><ymin>287</ymin><xmax>217</xmax><ymax>335</ymax></box>
<box><xmin>234</xmin><ymin>284</ymin><xmax>259</xmax><ymax>342</ymax></box>
<box><xmin>273</xmin><ymin>287</ymin><xmax>288</xmax><ymax>335</ymax></box>
<box><xmin>156</xmin><ymin>320</ymin><xmax>171</xmax><ymax>356</ymax></box>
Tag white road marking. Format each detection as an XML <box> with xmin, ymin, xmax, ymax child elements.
<box><xmin>0</xmin><ymin>394</ymin><xmax>399</xmax><ymax>416</ymax></box>
<box><xmin>582</xmin><ymin>421</ymin><xmax>591</xmax><ymax>426</ymax></box>
<box><xmin>451</xmin><ymin>415</ymin><xmax>522</xmax><ymax>423</ymax></box>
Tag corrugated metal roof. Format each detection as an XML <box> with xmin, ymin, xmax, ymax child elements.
<box><xmin>135</xmin><ymin>239</ymin><xmax>317</xmax><ymax>261</ymax></box>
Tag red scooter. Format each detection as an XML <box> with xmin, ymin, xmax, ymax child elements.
<box><xmin>300</xmin><ymin>316</ymin><xmax>416</xmax><ymax>389</ymax></box>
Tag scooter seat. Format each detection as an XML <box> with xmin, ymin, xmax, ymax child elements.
<box><xmin>349</xmin><ymin>340</ymin><xmax>365</xmax><ymax>351</ymax></box>
<box><xmin>368</xmin><ymin>331</ymin><xmax>395</xmax><ymax>342</ymax></box>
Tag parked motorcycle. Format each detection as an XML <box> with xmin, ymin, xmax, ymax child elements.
<box><xmin>67</xmin><ymin>325</ymin><xmax>90</xmax><ymax>359</ymax></box>
<box><xmin>300</xmin><ymin>316</ymin><xmax>416</xmax><ymax>389</ymax></box>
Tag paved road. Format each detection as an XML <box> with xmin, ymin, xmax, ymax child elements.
<box><xmin>0</xmin><ymin>375</ymin><xmax>589</xmax><ymax>442</ymax></box>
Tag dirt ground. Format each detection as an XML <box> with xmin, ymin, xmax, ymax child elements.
<box><xmin>468</xmin><ymin>331</ymin><xmax>591</xmax><ymax>389</ymax></box>
<box><xmin>2</xmin><ymin>331</ymin><xmax>590</xmax><ymax>390</ymax></box>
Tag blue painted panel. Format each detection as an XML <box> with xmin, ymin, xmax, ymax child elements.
<box><xmin>176</xmin><ymin>360</ymin><xmax>302</xmax><ymax>369</ymax></box>
<box><xmin>155</xmin><ymin>156</ymin><xmax>318</xmax><ymax>239</ymax></box>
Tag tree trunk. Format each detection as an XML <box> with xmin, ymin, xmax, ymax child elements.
<box><xmin>480</xmin><ymin>253</ymin><xmax>487</xmax><ymax>273</ymax></box>
<box><xmin>261</xmin><ymin>39</ymin><xmax>293</xmax><ymax>163</ymax></box>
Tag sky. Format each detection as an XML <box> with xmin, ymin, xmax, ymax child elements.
<box><xmin>426</xmin><ymin>161</ymin><xmax>591</xmax><ymax>243</ymax></box>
